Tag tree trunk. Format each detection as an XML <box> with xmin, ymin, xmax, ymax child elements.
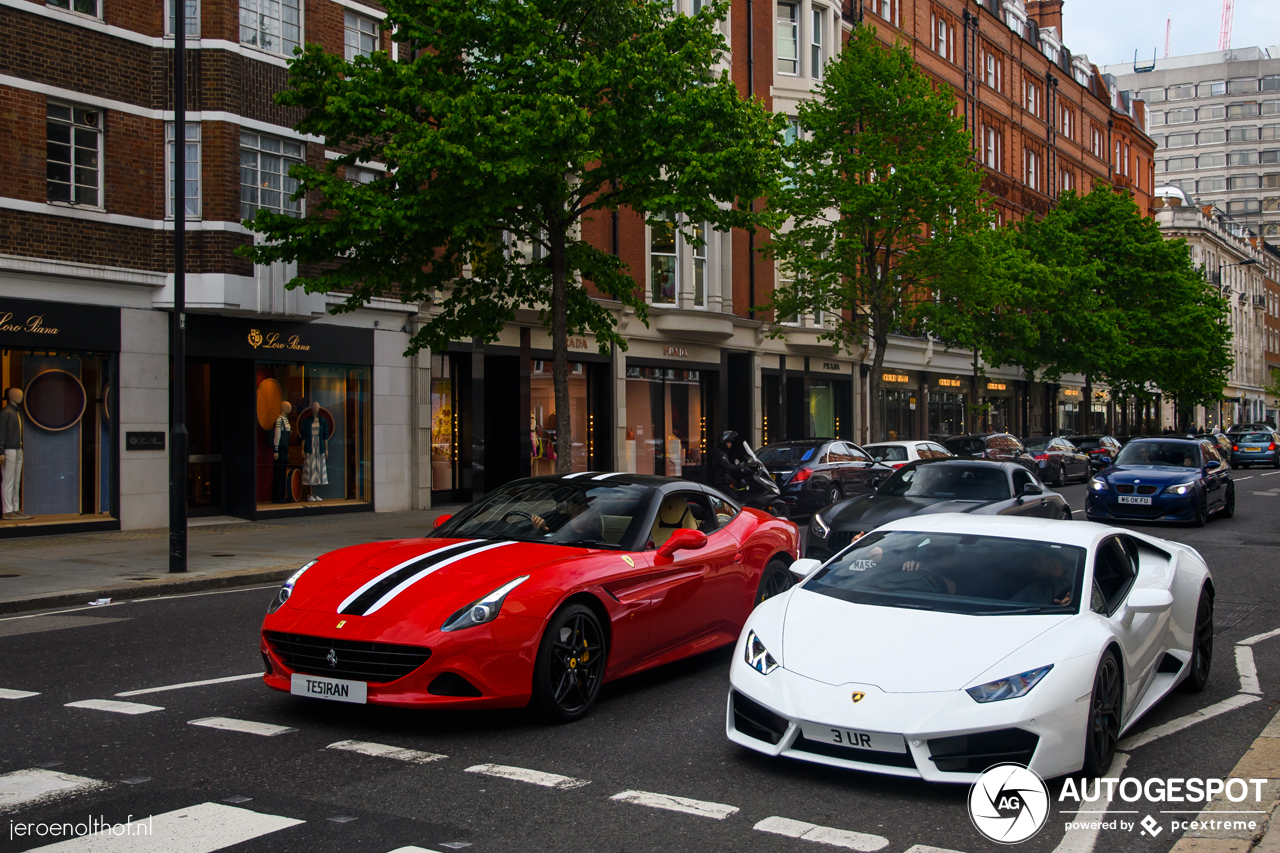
<box><xmin>868</xmin><ymin>334</ymin><xmax>886</xmax><ymax>443</ymax></box>
<box><xmin>549</xmin><ymin>227</ymin><xmax>573</xmax><ymax>474</ymax></box>
<box><xmin>971</xmin><ymin>349</ymin><xmax>981</xmax><ymax>433</ymax></box>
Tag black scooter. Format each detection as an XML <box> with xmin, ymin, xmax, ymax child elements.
<box><xmin>733</xmin><ymin>443</ymin><xmax>790</xmax><ymax>520</ymax></box>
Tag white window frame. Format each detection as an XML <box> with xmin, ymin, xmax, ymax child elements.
<box><xmin>776</xmin><ymin>2</ymin><xmax>799</xmax><ymax>76</ymax></box>
<box><xmin>649</xmin><ymin>209</ymin><xmax>679</xmax><ymax>306</ymax></box>
<box><xmin>931</xmin><ymin>11</ymin><xmax>953</xmax><ymax>63</ymax></box>
<box><xmin>344</xmin><ymin>9</ymin><xmax>379</xmax><ymax>60</ymax></box>
<box><xmin>875</xmin><ymin>0</ymin><xmax>900</xmax><ymax>26</ymax></box>
<box><xmin>239</xmin><ymin>0</ymin><xmax>303</xmax><ymax>57</ymax></box>
<box><xmin>810</xmin><ymin>6</ymin><xmax>825</xmax><ymax>80</ymax></box>
<box><xmin>1025</xmin><ymin>147</ymin><xmax>1041</xmax><ymax>192</ymax></box>
<box><xmin>1062</xmin><ymin>168</ymin><xmax>1074</xmax><ymax>193</ymax></box>
<box><xmin>47</xmin><ymin>0</ymin><xmax>100</xmax><ymax>20</ymax></box>
<box><xmin>240</xmin><ymin>131</ymin><xmax>306</xmax><ymax>221</ymax></box>
<box><xmin>166</xmin><ymin>122</ymin><xmax>201</xmax><ymax>219</ymax></box>
<box><xmin>46</xmin><ymin>103</ymin><xmax>103</xmax><ymax>209</ymax></box>
<box><xmin>1025</xmin><ymin>79</ymin><xmax>1041</xmax><ymax>118</ymax></box>
<box><xmin>984</xmin><ymin>48</ymin><xmax>1002</xmax><ymax>92</ymax></box>
<box><xmin>689</xmin><ymin>221</ymin><xmax>709</xmax><ymax>310</ymax></box>
<box><xmin>166</xmin><ymin>0</ymin><xmax>199</xmax><ymax>36</ymax></box>
<box><xmin>983</xmin><ymin>123</ymin><xmax>1001</xmax><ymax>171</ymax></box>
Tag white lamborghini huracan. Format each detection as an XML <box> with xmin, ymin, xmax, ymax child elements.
<box><xmin>727</xmin><ymin>514</ymin><xmax>1214</xmax><ymax>782</ymax></box>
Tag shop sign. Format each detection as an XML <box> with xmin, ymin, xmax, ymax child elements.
<box><xmin>248</xmin><ymin>329</ymin><xmax>312</xmax><ymax>353</ymax></box>
<box><xmin>1062</xmin><ymin>388</ymin><xmax>1081</xmax><ymax>398</ymax></box>
<box><xmin>567</xmin><ymin>337</ymin><xmax>589</xmax><ymax>351</ymax></box>
<box><xmin>662</xmin><ymin>346</ymin><xmax>689</xmax><ymax>358</ymax></box>
<box><xmin>882</xmin><ymin>373</ymin><xmax>910</xmax><ymax>383</ymax></box>
<box><xmin>987</xmin><ymin>382</ymin><xmax>1008</xmax><ymax>391</ymax></box>
<box><xmin>936</xmin><ymin>378</ymin><xmax>961</xmax><ymax>388</ymax></box>
<box><xmin>0</xmin><ymin>298</ymin><xmax>121</xmax><ymax>351</ymax></box>
<box><xmin>126</xmin><ymin>431</ymin><xmax>165</xmax><ymax>451</ymax></box>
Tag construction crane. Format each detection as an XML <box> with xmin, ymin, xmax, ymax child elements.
<box><xmin>1164</xmin><ymin>17</ymin><xmax>1171</xmax><ymax>58</ymax></box>
<box><xmin>1218</xmin><ymin>0</ymin><xmax>1234</xmax><ymax>51</ymax></box>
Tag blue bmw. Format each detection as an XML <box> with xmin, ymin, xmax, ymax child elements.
<box><xmin>1085</xmin><ymin>437</ymin><xmax>1235</xmax><ymax>528</ymax></box>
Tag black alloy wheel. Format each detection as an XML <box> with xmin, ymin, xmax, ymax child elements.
<box><xmin>1060</xmin><ymin>506</ymin><xmax>1073</xmax><ymax>520</ymax></box>
<box><xmin>827</xmin><ymin>484</ymin><xmax>842</xmax><ymax>506</ymax></box>
<box><xmin>1056</xmin><ymin>463</ymin><xmax>1067</xmax><ymax>486</ymax></box>
<box><xmin>1081</xmin><ymin>650</ymin><xmax>1122</xmax><ymax>777</ymax></box>
<box><xmin>1179</xmin><ymin>588</ymin><xmax>1214</xmax><ymax>693</ymax></box>
<box><xmin>532</xmin><ymin>604</ymin><xmax>608</xmax><ymax>723</ymax></box>
<box><xmin>1218</xmin><ymin>485</ymin><xmax>1236</xmax><ymax>518</ymax></box>
<box><xmin>755</xmin><ymin>558</ymin><xmax>795</xmax><ymax>607</ymax></box>
<box><xmin>1273</xmin><ymin>453</ymin><xmax>1279</xmax><ymax>469</ymax></box>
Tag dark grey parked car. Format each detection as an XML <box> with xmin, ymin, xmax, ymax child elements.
<box><xmin>1024</xmin><ymin>436</ymin><xmax>1092</xmax><ymax>485</ymax></box>
<box><xmin>942</xmin><ymin>433</ymin><xmax>1039</xmax><ymax>475</ymax></box>
<box><xmin>756</xmin><ymin>439</ymin><xmax>893</xmax><ymax>516</ymax></box>
<box><xmin>806</xmin><ymin>459</ymin><xmax>1072</xmax><ymax>560</ymax></box>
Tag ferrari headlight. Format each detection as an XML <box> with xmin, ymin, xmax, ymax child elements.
<box><xmin>441</xmin><ymin>576</ymin><xmax>530</xmax><ymax>632</ymax></box>
<box><xmin>966</xmin><ymin>665</ymin><xmax>1052</xmax><ymax>703</ymax></box>
<box><xmin>267</xmin><ymin>560</ymin><xmax>317</xmax><ymax>614</ymax></box>
<box><xmin>811</xmin><ymin>513</ymin><xmax>831</xmax><ymax>539</ymax></box>
<box><xmin>1089</xmin><ymin>477</ymin><xmax>1108</xmax><ymax>492</ymax></box>
<box><xmin>744</xmin><ymin>629</ymin><xmax>779</xmax><ymax>675</ymax></box>
<box><xmin>1163</xmin><ymin>481</ymin><xmax>1196</xmax><ymax>495</ymax></box>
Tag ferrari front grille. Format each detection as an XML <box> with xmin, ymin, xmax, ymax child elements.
<box><xmin>790</xmin><ymin>733</ymin><xmax>918</xmax><ymax>769</ymax></box>
<box><xmin>263</xmin><ymin>631</ymin><xmax>432</xmax><ymax>684</ymax></box>
<box><xmin>927</xmin><ymin>728</ymin><xmax>1039</xmax><ymax>774</ymax></box>
<box><xmin>731</xmin><ymin>691</ymin><xmax>789</xmax><ymax>745</ymax></box>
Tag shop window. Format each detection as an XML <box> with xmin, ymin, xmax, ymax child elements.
<box><xmin>254</xmin><ymin>363</ymin><xmax>372</xmax><ymax>508</ymax></box>
<box><xmin>240</xmin><ymin>0</ymin><xmax>301</xmax><ymax>55</ymax></box>
<box><xmin>807</xmin><ymin>380</ymin><xmax>834</xmax><ymax>437</ymax></box>
<box><xmin>878</xmin><ymin>388</ymin><xmax>913</xmax><ymax>442</ymax></box>
<box><xmin>928</xmin><ymin>390</ymin><xmax>966</xmax><ymax>438</ymax></box>
<box><xmin>624</xmin><ymin>367</ymin><xmax>707</xmax><ymax>478</ymax></box>
<box><xmin>430</xmin><ymin>353</ymin><xmax>463</xmax><ymax>494</ymax></box>
<box><xmin>240</xmin><ymin>132</ymin><xmax>304</xmax><ymax>221</ymax></box>
<box><xmin>0</xmin><ymin>351</ymin><xmax>113</xmax><ymax>523</ymax></box>
<box><xmin>47</xmin><ymin>104</ymin><xmax>101</xmax><ymax>208</ymax></box>
<box><xmin>530</xmin><ymin>360</ymin><xmax>591</xmax><ymax>476</ymax></box>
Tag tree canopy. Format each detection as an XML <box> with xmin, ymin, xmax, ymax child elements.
<box><xmin>242</xmin><ymin>0</ymin><xmax>782</xmax><ymax>471</ymax></box>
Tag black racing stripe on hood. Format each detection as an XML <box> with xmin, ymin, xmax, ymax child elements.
<box><xmin>338</xmin><ymin>539</ymin><xmax>496</xmax><ymax>616</ymax></box>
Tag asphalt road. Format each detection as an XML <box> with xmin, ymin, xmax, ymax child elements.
<box><xmin>1</xmin><ymin>475</ymin><xmax>1278</xmax><ymax>853</ymax></box>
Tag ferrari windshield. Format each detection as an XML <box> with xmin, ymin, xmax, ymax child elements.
<box><xmin>434</xmin><ymin>481</ymin><xmax>654</xmax><ymax>548</ymax></box>
<box><xmin>805</xmin><ymin>531</ymin><xmax>1085</xmax><ymax>615</ymax></box>
<box><xmin>1114</xmin><ymin>442</ymin><xmax>1201</xmax><ymax>468</ymax></box>
<box><xmin>877</xmin><ymin>464</ymin><xmax>1010</xmax><ymax>501</ymax></box>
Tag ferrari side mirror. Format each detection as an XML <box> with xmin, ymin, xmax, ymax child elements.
<box><xmin>656</xmin><ymin>528</ymin><xmax>709</xmax><ymax>559</ymax></box>
<box><xmin>433</xmin><ymin>514</ymin><xmax>453</xmax><ymax>529</ymax></box>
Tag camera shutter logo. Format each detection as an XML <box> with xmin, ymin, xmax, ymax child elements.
<box><xmin>968</xmin><ymin>763</ymin><xmax>1050</xmax><ymax>844</ymax></box>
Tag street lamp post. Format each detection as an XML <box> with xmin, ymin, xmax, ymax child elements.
<box><xmin>169</xmin><ymin>6</ymin><xmax>187</xmax><ymax>573</ymax></box>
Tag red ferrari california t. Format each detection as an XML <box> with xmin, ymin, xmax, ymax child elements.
<box><xmin>261</xmin><ymin>474</ymin><xmax>800</xmax><ymax>721</ymax></box>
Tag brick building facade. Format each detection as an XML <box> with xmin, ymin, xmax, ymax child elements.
<box><xmin>0</xmin><ymin>0</ymin><xmax>1151</xmax><ymax>532</ymax></box>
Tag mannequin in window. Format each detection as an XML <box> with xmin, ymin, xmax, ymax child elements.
<box><xmin>298</xmin><ymin>401</ymin><xmax>329</xmax><ymax>501</ymax></box>
<box><xmin>0</xmin><ymin>388</ymin><xmax>28</xmax><ymax>520</ymax></box>
<box><xmin>272</xmin><ymin>401</ymin><xmax>292</xmax><ymax>503</ymax></box>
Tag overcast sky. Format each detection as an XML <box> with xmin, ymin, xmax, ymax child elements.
<box><xmin>1060</xmin><ymin>0</ymin><xmax>1277</xmax><ymax>68</ymax></box>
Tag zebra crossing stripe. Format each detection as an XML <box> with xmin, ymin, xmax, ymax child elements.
<box><xmin>0</xmin><ymin>768</ymin><xmax>108</xmax><ymax>811</ymax></box>
<box><xmin>22</xmin><ymin>802</ymin><xmax>303</xmax><ymax>851</ymax></box>
<box><xmin>65</xmin><ymin>699</ymin><xmax>164</xmax><ymax>715</ymax></box>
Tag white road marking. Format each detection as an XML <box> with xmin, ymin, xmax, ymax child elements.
<box><xmin>1071</xmin><ymin>510</ymin><xmax>1083</xmax><ymax>514</ymax></box>
<box><xmin>64</xmin><ymin>699</ymin><xmax>164</xmax><ymax>715</ymax></box>
<box><xmin>1118</xmin><ymin>694</ymin><xmax>1262</xmax><ymax>751</ymax></box>
<box><xmin>328</xmin><ymin>741</ymin><xmax>447</xmax><ymax>763</ymax></box>
<box><xmin>610</xmin><ymin>790</ymin><xmax>738</xmax><ymax>820</ymax></box>
<box><xmin>0</xmin><ymin>769</ymin><xmax>107</xmax><ymax>812</ymax></box>
<box><xmin>1240</xmin><ymin>626</ymin><xmax>1280</xmax><ymax>646</ymax></box>
<box><xmin>1235</xmin><ymin>476</ymin><xmax>1253</xmax><ymax>480</ymax></box>
<box><xmin>902</xmin><ymin>847</ymin><xmax>967</xmax><ymax>853</ymax></box>
<box><xmin>386</xmin><ymin>848</ymin><xmax>444</xmax><ymax>853</ymax></box>
<box><xmin>24</xmin><ymin>801</ymin><xmax>303</xmax><ymax>851</ymax></box>
<box><xmin>189</xmin><ymin>717</ymin><xmax>296</xmax><ymax>736</ymax></box>
<box><xmin>755</xmin><ymin>816</ymin><xmax>889</xmax><ymax>850</ymax></box>
<box><xmin>116</xmin><ymin>673</ymin><xmax>262</xmax><ymax>697</ymax></box>
<box><xmin>1262</xmin><ymin>471</ymin><xmax>1280</xmax><ymax>476</ymax></box>
<box><xmin>1052</xmin><ymin>752</ymin><xmax>1130</xmax><ymax>853</ymax></box>
<box><xmin>465</xmin><ymin>764</ymin><xmax>589</xmax><ymax>790</ymax></box>
<box><xmin>0</xmin><ymin>688</ymin><xmax>39</xmax><ymax>699</ymax></box>
<box><xmin>1236</xmin><ymin>645</ymin><xmax>1262</xmax><ymax>694</ymax></box>
<box><xmin>0</xmin><ymin>585</ymin><xmax>280</xmax><ymax>625</ymax></box>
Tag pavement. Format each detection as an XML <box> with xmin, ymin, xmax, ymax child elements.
<box><xmin>0</xmin><ymin>506</ymin><xmax>463</xmax><ymax>614</ymax></box>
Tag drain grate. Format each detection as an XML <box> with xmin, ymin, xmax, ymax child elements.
<box><xmin>1214</xmin><ymin>600</ymin><xmax>1258</xmax><ymax>634</ymax></box>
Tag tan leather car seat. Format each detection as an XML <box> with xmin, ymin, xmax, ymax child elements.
<box><xmin>650</xmin><ymin>496</ymin><xmax>697</xmax><ymax>547</ymax></box>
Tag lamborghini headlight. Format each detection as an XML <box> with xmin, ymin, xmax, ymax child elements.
<box><xmin>441</xmin><ymin>576</ymin><xmax>530</xmax><ymax>632</ymax></box>
<box><xmin>966</xmin><ymin>665</ymin><xmax>1053</xmax><ymax>703</ymax></box>
<box><xmin>745</xmin><ymin>629</ymin><xmax>779</xmax><ymax>675</ymax></box>
<box><xmin>1163</xmin><ymin>481</ymin><xmax>1196</xmax><ymax>496</ymax></box>
<box><xmin>267</xmin><ymin>560</ymin><xmax>317</xmax><ymax>614</ymax></box>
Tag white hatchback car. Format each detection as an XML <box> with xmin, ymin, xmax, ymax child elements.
<box><xmin>727</xmin><ymin>514</ymin><xmax>1213</xmax><ymax>783</ymax></box>
<box><xmin>862</xmin><ymin>440</ymin><xmax>954</xmax><ymax>470</ymax></box>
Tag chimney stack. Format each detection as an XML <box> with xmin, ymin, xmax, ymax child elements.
<box><xmin>1026</xmin><ymin>0</ymin><xmax>1064</xmax><ymax>39</ymax></box>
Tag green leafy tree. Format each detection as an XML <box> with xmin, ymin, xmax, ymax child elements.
<box><xmin>242</xmin><ymin>0</ymin><xmax>782</xmax><ymax>472</ymax></box>
<box><xmin>766</xmin><ymin>24</ymin><xmax>988</xmax><ymax>441</ymax></box>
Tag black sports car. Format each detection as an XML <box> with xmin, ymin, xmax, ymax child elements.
<box><xmin>755</xmin><ymin>439</ymin><xmax>892</xmax><ymax>516</ymax></box>
<box><xmin>806</xmin><ymin>459</ymin><xmax>1072</xmax><ymax>560</ymax></box>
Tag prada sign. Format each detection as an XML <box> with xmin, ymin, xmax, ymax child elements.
<box><xmin>187</xmin><ymin>315</ymin><xmax>374</xmax><ymax>365</ymax></box>
<box><xmin>0</xmin><ymin>298</ymin><xmax>120</xmax><ymax>351</ymax></box>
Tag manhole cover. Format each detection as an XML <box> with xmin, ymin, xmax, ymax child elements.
<box><xmin>1214</xmin><ymin>600</ymin><xmax>1258</xmax><ymax>634</ymax></box>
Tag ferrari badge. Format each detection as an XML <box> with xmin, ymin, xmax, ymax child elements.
<box><xmin>621</xmin><ymin>556</ymin><xmax>635</xmax><ymax>567</ymax></box>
